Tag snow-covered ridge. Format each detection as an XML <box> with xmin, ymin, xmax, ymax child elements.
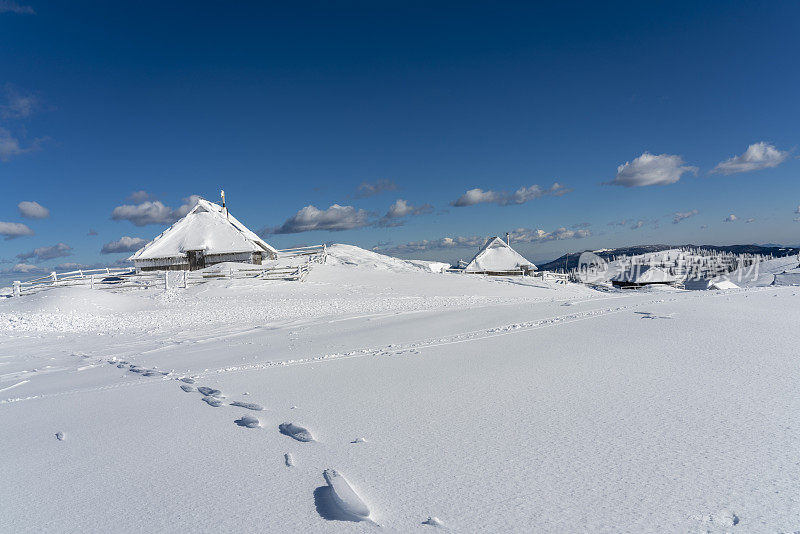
<box><xmin>324</xmin><ymin>244</ymin><xmax>449</xmax><ymax>273</ymax></box>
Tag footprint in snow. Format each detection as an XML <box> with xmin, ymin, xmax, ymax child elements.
<box><xmin>179</xmin><ymin>377</ymin><xmax>195</xmax><ymax>384</ymax></box>
<box><xmin>635</xmin><ymin>311</ymin><xmax>675</xmax><ymax>320</ymax></box>
<box><xmin>180</xmin><ymin>384</ymin><xmax>195</xmax><ymax>392</ymax></box>
<box><xmin>202</xmin><ymin>396</ymin><xmax>223</xmax><ymax>407</ymax></box>
<box><xmin>351</xmin><ymin>437</ymin><xmax>367</xmax><ymax>444</ymax></box>
<box><xmin>55</xmin><ymin>431</ymin><xmax>65</xmax><ymax>441</ymax></box>
<box><xmin>230</xmin><ymin>401</ymin><xmax>263</xmax><ymax>411</ymax></box>
<box><xmin>422</xmin><ymin>516</ymin><xmax>444</xmax><ymax>527</ymax></box>
<box><xmin>234</xmin><ymin>415</ymin><xmax>260</xmax><ymax>428</ymax></box>
<box><xmin>279</xmin><ymin>422</ymin><xmax>315</xmax><ymax>442</ymax></box>
<box><xmin>314</xmin><ymin>469</ymin><xmax>372</xmax><ymax>523</ymax></box>
<box><xmin>701</xmin><ymin>509</ymin><xmax>739</xmax><ymax>528</ymax></box>
<box><xmin>284</xmin><ymin>453</ymin><xmax>294</xmax><ymax>467</ymax></box>
<box><xmin>197</xmin><ymin>386</ymin><xmax>223</xmax><ymax>398</ymax></box>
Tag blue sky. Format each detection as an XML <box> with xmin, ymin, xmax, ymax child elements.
<box><xmin>1</xmin><ymin>1</ymin><xmax>799</xmax><ymax>281</ymax></box>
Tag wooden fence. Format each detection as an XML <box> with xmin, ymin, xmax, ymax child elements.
<box><xmin>11</xmin><ymin>245</ymin><xmax>327</xmax><ymax>297</ymax></box>
<box><xmin>445</xmin><ymin>268</ymin><xmax>570</xmax><ymax>283</ymax></box>
<box><xmin>276</xmin><ymin>244</ymin><xmax>328</xmax><ymax>264</ymax></box>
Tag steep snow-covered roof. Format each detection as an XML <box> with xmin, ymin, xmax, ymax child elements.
<box><xmin>709</xmin><ymin>279</ymin><xmax>739</xmax><ymax>290</ymax></box>
<box><xmin>129</xmin><ymin>199</ymin><xmax>276</xmax><ymax>260</ymax></box>
<box><xmin>612</xmin><ymin>265</ymin><xmax>676</xmax><ymax>284</ymax></box>
<box><xmin>465</xmin><ymin>237</ymin><xmax>535</xmax><ymax>272</ymax></box>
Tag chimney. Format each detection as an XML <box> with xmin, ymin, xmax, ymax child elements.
<box><xmin>221</xmin><ymin>189</ymin><xmax>229</xmax><ymax>219</ymax></box>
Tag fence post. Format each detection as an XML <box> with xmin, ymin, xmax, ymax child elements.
<box><xmin>13</xmin><ymin>281</ymin><xmax>20</xmax><ymax>297</ymax></box>
<box><xmin>50</xmin><ymin>272</ymin><xmax>57</xmax><ymax>285</ymax></box>
<box><xmin>182</xmin><ymin>270</ymin><xmax>187</xmax><ymax>288</ymax></box>
<box><xmin>164</xmin><ymin>270</ymin><xmax>169</xmax><ymax>290</ymax></box>
<box><xmin>90</xmin><ymin>275</ymin><xmax>94</xmax><ymax>289</ymax></box>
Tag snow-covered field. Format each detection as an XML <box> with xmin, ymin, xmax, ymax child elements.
<box><xmin>1</xmin><ymin>245</ymin><xmax>799</xmax><ymax>533</ymax></box>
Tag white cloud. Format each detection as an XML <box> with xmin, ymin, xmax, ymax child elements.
<box><xmin>356</xmin><ymin>179</ymin><xmax>398</xmax><ymax>198</ymax></box>
<box><xmin>111</xmin><ymin>201</ymin><xmax>173</xmax><ymax>226</ymax></box>
<box><xmin>18</xmin><ymin>200</ymin><xmax>49</xmax><ymax>219</ymax></box>
<box><xmin>172</xmin><ymin>195</ymin><xmax>202</xmax><ymax>219</ymax></box>
<box><xmin>611</xmin><ymin>219</ymin><xmax>650</xmax><ymax>230</ymax></box>
<box><xmin>386</xmin><ymin>199</ymin><xmax>416</xmax><ymax>219</ymax></box>
<box><xmin>509</xmin><ymin>227</ymin><xmax>591</xmax><ymax>243</ymax></box>
<box><xmin>724</xmin><ymin>214</ymin><xmax>737</xmax><ymax>222</ymax></box>
<box><xmin>17</xmin><ymin>243</ymin><xmax>72</xmax><ymax>261</ymax></box>
<box><xmin>127</xmin><ymin>190</ymin><xmax>154</xmax><ymax>203</ymax></box>
<box><xmin>101</xmin><ymin>236</ymin><xmax>147</xmax><ymax>254</ymax></box>
<box><xmin>672</xmin><ymin>209</ymin><xmax>699</xmax><ymax>224</ymax></box>
<box><xmin>0</xmin><ymin>1</ymin><xmax>34</xmax><ymax>15</ymax></box>
<box><xmin>0</xmin><ymin>84</ymin><xmax>38</xmax><ymax>118</ymax></box>
<box><xmin>745</xmin><ymin>218</ymin><xmax>755</xmax><ymax>224</ymax></box>
<box><xmin>269</xmin><ymin>204</ymin><xmax>370</xmax><ymax>234</ymax></box>
<box><xmin>607</xmin><ymin>152</ymin><xmax>697</xmax><ymax>187</ymax></box>
<box><xmin>795</xmin><ymin>205</ymin><xmax>800</xmax><ymax>215</ymax></box>
<box><xmin>380</xmin><ymin>226</ymin><xmax>590</xmax><ymax>255</ymax></box>
<box><xmin>378</xmin><ymin>199</ymin><xmax>434</xmax><ymax>227</ymax></box>
<box><xmin>711</xmin><ymin>142</ymin><xmax>789</xmax><ymax>175</ymax></box>
<box><xmin>0</xmin><ymin>127</ymin><xmax>29</xmax><ymax>161</ymax></box>
<box><xmin>11</xmin><ymin>263</ymin><xmax>40</xmax><ymax>273</ymax></box>
<box><xmin>0</xmin><ymin>221</ymin><xmax>34</xmax><ymax>239</ymax></box>
<box><xmin>452</xmin><ymin>183</ymin><xmax>570</xmax><ymax>207</ymax></box>
<box><xmin>111</xmin><ymin>195</ymin><xmax>200</xmax><ymax>226</ymax></box>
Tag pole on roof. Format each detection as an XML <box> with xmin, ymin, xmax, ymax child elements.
<box><xmin>506</xmin><ymin>232</ymin><xmax>510</xmax><ymax>245</ymax></box>
<box><xmin>221</xmin><ymin>189</ymin><xmax>229</xmax><ymax>219</ymax></box>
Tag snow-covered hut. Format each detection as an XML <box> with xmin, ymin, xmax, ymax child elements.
<box><xmin>129</xmin><ymin>198</ymin><xmax>277</xmax><ymax>271</ymax></box>
<box><xmin>463</xmin><ymin>236</ymin><xmax>536</xmax><ymax>275</ymax></box>
<box><xmin>611</xmin><ymin>265</ymin><xmax>677</xmax><ymax>288</ymax></box>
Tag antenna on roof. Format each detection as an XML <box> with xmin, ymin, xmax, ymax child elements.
<box><xmin>220</xmin><ymin>189</ymin><xmax>229</xmax><ymax>220</ymax></box>
<box><xmin>506</xmin><ymin>232</ymin><xmax>510</xmax><ymax>245</ymax></box>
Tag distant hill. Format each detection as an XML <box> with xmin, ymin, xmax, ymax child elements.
<box><xmin>537</xmin><ymin>244</ymin><xmax>800</xmax><ymax>272</ymax></box>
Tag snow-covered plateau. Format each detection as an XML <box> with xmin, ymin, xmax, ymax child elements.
<box><xmin>1</xmin><ymin>245</ymin><xmax>799</xmax><ymax>533</ymax></box>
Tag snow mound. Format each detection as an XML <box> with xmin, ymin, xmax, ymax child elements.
<box><xmin>0</xmin><ymin>287</ymin><xmax>151</xmax><ymax>315</ymax></box>
<box><xmin>326</xmin><ymin>244</ymin><xmax>447</xmax><ymax>273</ymax></box>
<box><xmin>724</xmin><ymin>254</ymin><xmax>800</xmax><ymax>287</ymax></box>
<box><xmin>612</xmin><ymin>266</ymin><xmax>676</xmax><ymax>284</ymax></box>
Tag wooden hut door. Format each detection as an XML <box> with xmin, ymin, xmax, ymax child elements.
<box><xmin>187</xmin><ymin>250</ymin><xmax>205</xmax><ymax>271</ymax></box>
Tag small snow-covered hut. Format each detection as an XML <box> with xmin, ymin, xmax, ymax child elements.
<box><xmin>129</xmin><ymin>198</ymin><xmax>277</xmax><ymax>272</ymax></box>
<box><xmin>611</xmin><ymin>265</ymin><xmax>677</xmax><ymax>288</ymax></box>
<box><xmin>463</xmin><ymin>236</ymin><xmax>536</xmax><ymax>275</ymax></box>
